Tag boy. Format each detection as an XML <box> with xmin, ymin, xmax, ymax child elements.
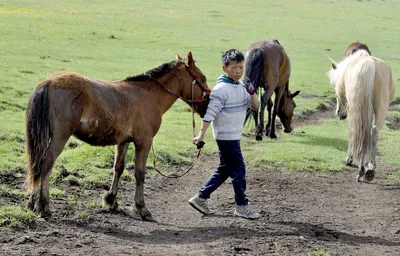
<box><xmin>189</xmin><ymin>49</ymin><xmax>261</xmax><ymax>219</ymax></box>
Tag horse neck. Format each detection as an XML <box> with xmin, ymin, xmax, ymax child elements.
<box><xmin>151</xmin><ymin>70</ymin><xmax>185</xmax><ymax>114</ymax></box>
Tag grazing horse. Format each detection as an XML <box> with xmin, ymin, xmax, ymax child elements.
<box><xmin>344</xmin><ymin>41</ymin><xmax>371</xmax><ymax>57</ymax></box>
<box><xmin>327</xmin><ymin>49</ymin><xmax>395</xmax><ymax>182</ymax></box>
<box><xmin>25</xmin><ymin>52</ymin><xmax>210</xmax><ymax>220</ymax></box>
<box><xmin>244</xmin><ymin>40</ymin><xmax>300</xmax><ymax>140</ymax></box>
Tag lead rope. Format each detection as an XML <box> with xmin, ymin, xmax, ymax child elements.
<box><xmin>151</xmin><ymin>80</ymin><xmax>203</xmax><ymax>178</ymax></box>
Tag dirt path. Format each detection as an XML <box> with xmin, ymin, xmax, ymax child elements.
<box><xmin>1</xmin><ymin>155</ymin><xmax>400</xmax><ymax>256</ymax></box>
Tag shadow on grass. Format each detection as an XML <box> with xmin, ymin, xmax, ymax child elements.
<box><xmin>290</xmin><ymin>133</ymin><xmax>348</xmax><ymax>151</ymax></box>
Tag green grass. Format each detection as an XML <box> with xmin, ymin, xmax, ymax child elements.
<box><xmin>0</xmin><ymin>184</ymin><xmax>26</xmax><ymax>197</ymax></box>
<box><xmin>0</xmin><ymin>205</ymin><xmax>37</xmax><ymax>228</ymax></box>
<box><xmin>1</xmin><ymin>0</ymin><xmax>399</xmax><ymax>186</ymax></box>
<box><xmin>49</xmin><ymin>187</ymin><xmax>65</xmax><ymax>198</ymax></box>
<box><xmin>312</xmin><ymin>249</ymin><xmax>331</xmax><ymax>256</ymax></box>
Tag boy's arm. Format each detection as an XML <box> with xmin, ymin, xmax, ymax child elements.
<box><xmin>193</xmin><ymin>121</ymin><xmax>211</xmax><ymax>146</ymax></box>
<box><xmin>250</xmin><ymin>93</ymin><xmax>259</xmax><ymax>109</ymax></box>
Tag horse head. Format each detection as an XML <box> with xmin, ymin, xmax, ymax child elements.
<box><xmin>277</xmin><ymin>90</ymin><xmax>300</xmax><ymax>133</ymax></box>
<box><xmin>176</xmin><ymin>52</ymin><xmax>211</xmax><ymax>118</ymax></box>
<box><xmin>345</xmin><ymin>41</ymin><xmax>371</xmax><ymax>57</ymax></box>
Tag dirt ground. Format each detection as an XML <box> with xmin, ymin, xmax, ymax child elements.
<box><xmin>1</xmin><ymin>108</ymin><xmax>400</xmax><ymax>256</ymax></box>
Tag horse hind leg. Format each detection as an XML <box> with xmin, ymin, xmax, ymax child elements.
<box><xmin>356</xmin><ymin>166</ymin><xmax>365</xmax><ymax>182</ymax></box>
<box><xmin>103</xmin><ymin>143</ymin><xmax>129</xmax><ymax>210</ymax></box>
<box><xmin>256</xmin><ymin>92</ymin><xmax>267</xmax><ymax>141</ymax></box>
<box><xmin>345</xmin><ymin>153</ymin><xmax>358</xmax><ymax>168</ymax></box>
<box><xmin>28</xmin><ymin>128</ymin><xmax>72</xmax><ymax>217</ymax></box>
<box><xmin>364</xmin><ymin>126</ymin><xmax>379</xmax><ymax>182</ymax></box>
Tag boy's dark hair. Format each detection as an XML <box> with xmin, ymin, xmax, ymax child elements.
<box><xmin>221</xmin><ymin>49</ymin><xmax>244</xmax><ymax>66</ymax></box>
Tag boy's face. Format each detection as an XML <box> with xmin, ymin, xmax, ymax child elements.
<box><xmin>222</xmin><ymin>61</ymin><xmax>244</xmax><ymax>82</ymax></box>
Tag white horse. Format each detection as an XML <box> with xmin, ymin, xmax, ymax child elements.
<box><xmin>327</xmin><ymin>49</ymin><xmax>395</xmax><ymax>182</ymax></box>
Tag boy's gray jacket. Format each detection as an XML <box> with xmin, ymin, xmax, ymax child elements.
<box><xmin>203</xmin><ymin>78</ymin><xmax>251</xmax><ymax>140</ymax></box>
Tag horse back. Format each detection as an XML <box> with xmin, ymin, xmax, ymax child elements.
<box><xmin>371</xmin><ymin>57</ymin><xmax>395</xmax><ymax>104</ymax></box>
<box><xmin>247</xmin><ymin>40</ymin><xmax>290</xmax><ymax>88</ymax></box>
<box><xmin>36</xmin><ymin>72</ymin><xmax>152</xmax><ymax>146</ymax></box>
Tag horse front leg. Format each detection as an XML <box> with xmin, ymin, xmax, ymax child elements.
<box><xmin>134</xmin><ymin>139</ymin><xmax>154</xmax><ymax>221</ymax></box>
<box><xmin>268</xmin><ymin>86</ymin><xmax>285</xmax><ymax>139</ymax></box>
<box><xmin>103</xmin><ymin>143</ymin><xmax>129</xmax><ymax>210</ymax></box>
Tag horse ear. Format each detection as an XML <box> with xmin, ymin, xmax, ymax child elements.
<box><xmin>332</xmin><ymin>63</ymin><xmax>337</xmax><ymax>70</ymax></box>
<box><xmin>176</xmin><ymin>53</ymin><xmax>183</xmax><ymax>60</ymax></box>
<box><xmin>292</xmin><ymin>91</ymin><xmax>300</xmax><ymax>98</ymax></box>
<box><xmin>186</xmin><ymin>52</ymin><xmax>195</xmax><ymax>68</ymax></box>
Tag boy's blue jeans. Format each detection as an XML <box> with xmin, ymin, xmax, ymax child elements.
<box><xmin>198</xmin><ymin>139</ymin><xmax>248</xmax><ymax>206</ymax></box>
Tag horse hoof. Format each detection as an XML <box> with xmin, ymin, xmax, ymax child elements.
<box><xmin>103</xmin><ymin>191</ymin><xmax>118</xmax><ymax>209</ymax></box>
<box><xmin>141</xmin><ymin>214</ymin><xmax>156</xmax><ymax>222</ymax></box>
<box><xmin>255</xmin><ymin>135</ymin><xmax>263</xmax><ymax>141</ymax></box>
<box><xmin>27</xmin><ymin>200</ymin><xmax>35</xmax><ymax>211</ymax></box>
<box><xmin>364</xmin><ymin>169</ymin><xmax>375</xmax><ymax>182</ymax></box>
<box><xmin>345</xmin><ymin>158</ymin><xmax>354</xmax><ymax>167</ymax></box>
<box><xmin>40</xmin><ymin>210</ymin><xmax>52</xmax><ymax>219</ymax></box>
<box><xmin>136</xmin><ymin>205</ymin><xmax>155</xmax><ymax>221</ymax></box>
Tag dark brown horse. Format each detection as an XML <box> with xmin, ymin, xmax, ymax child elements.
<box><xmin>244</xmin><ymin>40</ymin><xmax>300</xmax><ymax>140</ymax></box>
<box><xmin>344</xmin><ymin>41</ymin><xmax>371</xmax><ymax>57</ymax></box>
<box><xmin>25</xmin><ymin>52</ymin><xmax>210</xmax><ymax>220</ymax></box>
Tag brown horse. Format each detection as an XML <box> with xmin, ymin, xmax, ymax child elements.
<box><xmin>344</xmin><ymin>41</ymin><xmax>371</xmax><ymax>57</ymax></box>
<box><xmin>244</xmin><ymin>40</ymin><xmax>300</xmax><ymax>140</ymax></box>
<box><xmin>25</xmin><ymin>52</ymin><xmax>210</xmax><ymax>220</ymax></box>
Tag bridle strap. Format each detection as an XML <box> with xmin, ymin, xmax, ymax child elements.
<box><xmin>148</xmin><ymin>62</ymin><xmax>206</xmax><ymax>179</ymax></box>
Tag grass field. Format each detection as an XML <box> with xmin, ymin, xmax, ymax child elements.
<box><xmin>1</xmin><ymin>0</ymin><xmax>399</xmax><ymax>187</ymax></box>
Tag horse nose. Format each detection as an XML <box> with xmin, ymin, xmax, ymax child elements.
<box><xmin>284</xmin><ymin>125</ymin><xmax>292</xmax><ymax>133</ymax></box>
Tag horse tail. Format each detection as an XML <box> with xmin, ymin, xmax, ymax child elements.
<box><xmin>244</xmin><ymin>48</ymin><xmax>264</xmax><ymax>126</ymax></box>
<box><xmin>245</xmin><ymin>48</ymin><xmax>265</xmax><ymax>93</ymax></box>
<box><xmin>25</xmin><ymin>81</ymin><xmax>53</xmax><ymax>192</ymax></box>
<box><xmin>347</xmin><ymin>59</ymin><xmax>375</xmax><ymax>166</ymax></box>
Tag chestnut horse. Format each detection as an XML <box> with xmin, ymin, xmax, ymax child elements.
<box><xmin>344</xmin><ymin>41</ymin><xmax>371</xmax><ymax>57</ymax></box>
<box><xmin>327</xmin><ymin>49</ymin><xmax>395</xmax><ymax>182</ymax></box>
<box><xmin>25</xmin><ymin>52</ymin><xmax>210</xmax><ymax>220</ymax></box>
<box><xmin>244</xmin><ymin>40</ymin><xmax>300</xmax><ymax>140</ymax></box>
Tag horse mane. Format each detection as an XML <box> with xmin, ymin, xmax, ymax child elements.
<box><xmin>327</xmin><ymin>49</ymin><xmax>370</xmax><ymax>86</ymax></box>
<box><xmin>124</xmin><ymin>60</ymin><xmax>181</xmax><ymax>82</ymax></box>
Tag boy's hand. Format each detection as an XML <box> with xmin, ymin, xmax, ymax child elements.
<box><xmin>193</xmin><ymin>135</ymin><xmax>205</xmax><ymax>149</ymax></box>
<box><xmin>243</xmin><ymin>77</ymin><xmax>256</xmax><ymax>95</ymax></box>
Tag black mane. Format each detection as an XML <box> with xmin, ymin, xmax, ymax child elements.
<box><xmin>124</xmin><ymin>60</ymin><xmax>180</xmax><ymax>82</ymax></box>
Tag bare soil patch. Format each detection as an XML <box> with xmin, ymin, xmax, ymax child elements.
<box><xmin>1</xmin><ymin>158</ymin><xmax>399</xmax><ymax>256</ymax></box>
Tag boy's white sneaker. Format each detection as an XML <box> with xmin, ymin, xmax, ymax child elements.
<box><xmin>188</xmin><ymin>194</ymin><xmax>215</xmax><ymax>215</ymax></box>
<box><xmin>234</xmin><ymin>205</ymin><xmax>261</xmax><ymax>219</ymax></box>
